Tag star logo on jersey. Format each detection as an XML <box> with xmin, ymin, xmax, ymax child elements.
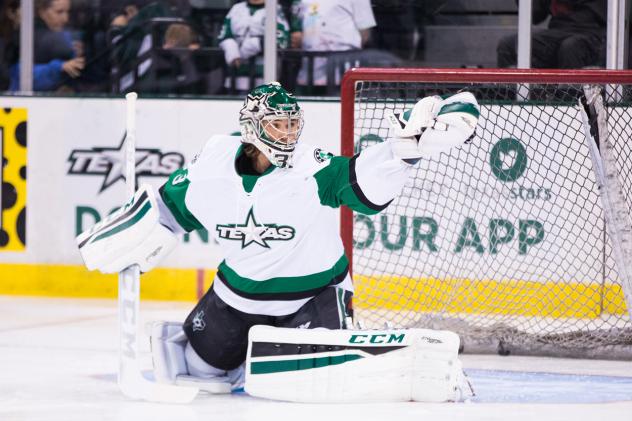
<box><xmin>216</xmin><ymin>207</ymin><xmax>295</xmax><ymax>249</ymax></box>
<box><xmin>237</xmin><ymin>209</ymin><xmax>269</xmax><ymax>248</ymax></box>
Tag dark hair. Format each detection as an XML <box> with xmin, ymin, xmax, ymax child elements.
<box><xmin>110</xmin><ymin>0</ymin><xmax>152</xmax><ymax>16</ymax></box>
<box><xmin>242</xmin><ymin>143</ymin><xmax>260</xmax><ymax>159</ymax></box>
<box><xmin>35</xmin><ymin>0</ymin><xmax>55</xmax><ymax>12</ymax></box>
<box><xmin>0</xmin><ymin>0</ymin><xmax>19</xmax><ymax>40</ymax></box>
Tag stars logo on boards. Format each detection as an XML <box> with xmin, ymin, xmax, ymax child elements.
<box><xmin>67</xmin><ymin>135</ymin><xmax>184</xmax><ymax>193</ymax></box>
<box><xmin>216</xmin><ymin>207</ymin><xmax>295</xmax><ymax>249</ymax></box>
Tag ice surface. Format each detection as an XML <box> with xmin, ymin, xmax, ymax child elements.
<box><xmin>1</xmin><ymin>296</ymin><xmax>631</xmax><ymax>421</ymax></box>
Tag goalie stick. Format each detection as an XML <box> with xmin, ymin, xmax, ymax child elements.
<box><xmin>117</xmin><ymin>92</ymin><xmax>198</xmax><ymax>403</ymax></box>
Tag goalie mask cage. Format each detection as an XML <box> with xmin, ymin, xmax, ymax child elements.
<box><xmin>340</xmin><ymin>68</ymin><xmax>632</xmax><ymax>359</ymax></box>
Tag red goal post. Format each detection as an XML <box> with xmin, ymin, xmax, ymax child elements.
<box><xmin>339</xmin><ymin>68</ymin><xmax>632</xmax><ymax>358</ymax></box>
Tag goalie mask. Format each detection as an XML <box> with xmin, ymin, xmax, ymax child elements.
<box><xmin>239</xmin><ymin>82</ymin><xmax>304</xmax><ymax>168</ymax></box>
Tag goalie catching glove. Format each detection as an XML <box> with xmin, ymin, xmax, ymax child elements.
<box><xmin>388</xmin><ymin>91</ymin><xmax>480</xmax><ymax>162</ymax></box>
<box><xmin>76</xmin><ymin>184</ymin><xmax>178</xmax><ymax>273</ymax></box>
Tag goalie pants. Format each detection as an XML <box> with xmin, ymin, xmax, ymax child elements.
<box><xmin>183</xmin><ymin>286</ymin><xmax>353</xmax><ymax>371</ymax></box>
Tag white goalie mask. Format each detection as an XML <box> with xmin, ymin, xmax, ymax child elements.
<box><xmin>239</xmin><ymin>82</ymin><xmax>304</xmax><ymax>168</ymax></box>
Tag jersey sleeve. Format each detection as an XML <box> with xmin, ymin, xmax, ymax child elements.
<box><xmin>288</xmin><ymin>0</ymin><xmax>303</xmax><ymax>32</ymax></box>
<box><xmin>218</xmin><ymin>8</ymin><xmax>240</xmax><ymax>64</ymax></box>
<box><xmin>276</xmin><ymin>6</ymin><xmax>290</xmax><ymax>48</ymax></box>
<box><xmin>313</xmin><ymin>141</ymin><xmax>411</xmax><ymax>215</ymax></box>
<box><xmin>158</xmin><ymin>168</ymin><xmax>204</xmax><ymax>233</ymax></box>
<box><xmin>217</xmin><ymin>7</ymin><xmax>236</xmax><ymax>44</ymax></box>
<box><xmin>159</xmin><ymin>135</ymin><xmax>238</xmax><ymax>232</ymax></box>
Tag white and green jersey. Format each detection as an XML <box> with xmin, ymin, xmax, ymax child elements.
<box><xmin>296</xmin><ymin>0</ymin><xmax>376</xmax><ymax>86</ymax></box>
<box><xmin>159</xmin><ymin>135</ymin><xmax>411</xmax><ymax>316</ymax></box>
<box><xmin>218</xmin><ymin>2</ymin><xmax>290</xmax><ymax>63</ymax></box>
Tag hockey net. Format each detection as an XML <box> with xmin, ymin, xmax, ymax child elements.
<box><xmin>340</xmin><ymin>68</ymin><xmax>632</xmax><ymax>358</ymax></box>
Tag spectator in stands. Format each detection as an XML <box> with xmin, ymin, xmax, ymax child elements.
<box><xmin>163</xmin><ymin>23</ymin><xmax>200</xmax><ymax>49</ymax></box>
<box><xmin>9</xmin><ymin>0</ymin><xmax>85</xmax><ymax>92</ymax></box>
<box><xmin>66</xmin><ymin>0</ymin><xmax>113</xmax><ymax>92</ymax></box>
<box><xmin>370</xmin><ymin>0</ymin><xmax>445</xmax><ymax>61</ymax></box>
<box><xmin>218</xmin><ymin>0</ymin><xmax>290</xmax><ymax>92</ymax></box>
<box><xmin>293</xmin><ymin>0</ymin><xmax>376</xmax><ymax>92</ymax></box>
<box><xmin>107</xmin><ymin>1</ymin><xmax>175</xmax><ymax>92</ymax></box>
<box><xmin>187</xmin><ymin>0</ymin><xmax>234</xmax><ymax>47</ymax></box>
<box><xmin>109</xmin><ymin>0</ymin><xmax>186</xmax><ymax>26</ymax></box>
<box><xmin>110</xmin><ymin>1</ymin><xmax>141</xmax><ymax>28</ymax></box>
<box><xmin>497</xmin><ymin>0</ymin><xmax>607</xmax><ymax>69</ymax></box>
<box><xmin>150</xmin><ymin>23</ymin><xmax>203</xmax><ymax>94</ymax></box>
<box><xmin>0</xmin><ymin>0</ymin><xmax>19</xmax><ymax>91</ymax></box>
<box><xmin>283</xmin><ymin>0</ymin><xmax>302</xmax><ymax>49</ymax></box>
<box><xmin>267</xmin><ymin>0</ymin><xmax>302</xmax><ymax>91</ymax></box>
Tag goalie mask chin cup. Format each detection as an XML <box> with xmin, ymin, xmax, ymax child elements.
<box><xmin>239</xmin><ymin>82</ymin><xmax>304</xmax><ymax>169</ymax></box>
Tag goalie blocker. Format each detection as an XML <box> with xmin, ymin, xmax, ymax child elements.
<box><xmin>245</xmin><ymin>325</ymin><xmax>473</xmax><ymax>403</ymax></box>
<box><xmin>76</xmin><ymin>184</ymin><xmax>178</xmax><ymax>273</ymax></box>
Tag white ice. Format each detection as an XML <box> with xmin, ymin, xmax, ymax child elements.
<box><xmin>1</xmin><ymin>296</ymin><xmax>631</xmax><ymax>421</ymax></box>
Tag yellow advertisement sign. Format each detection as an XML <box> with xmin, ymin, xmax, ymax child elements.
<box><xmin>0</xmin><ymin>108</ymin><xmax>27</xmax><ymax>251</ymax></box>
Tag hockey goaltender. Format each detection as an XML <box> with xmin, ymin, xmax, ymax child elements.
<box><xmin>77</xmin><ymin>82</ymin><xmax>479</xmax><ymax>403</ymax></box>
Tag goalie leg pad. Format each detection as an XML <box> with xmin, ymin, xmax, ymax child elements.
<box><xmin>149</xmin><ymin>321</ymin><xmax>189</xmax><ymax>383</ymax></box>
<box><xmin>245</xmin><ymin>325</ymin><xmax>472</xmax><ymax>403</ymax></box>
<box><xmin>149</xmin><ymin>321</ymin><xmax>238</xmax><ymax>394</ymax></box>
<box><xmin>76</xmin><ymin>184</ymin><xmax>178</xmax><ymax>273</ymax></box>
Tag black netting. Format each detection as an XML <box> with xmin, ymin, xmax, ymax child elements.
<box><xmin>351</xmin><ymin>80</ymin><xmax>632</xmax><ymax>358</ymax></box>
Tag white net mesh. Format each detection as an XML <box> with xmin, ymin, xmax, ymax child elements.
<box><xmin>348</xmin><ymin>74</ymin><xmax>632</xmax><ymax>358</ymax></box>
